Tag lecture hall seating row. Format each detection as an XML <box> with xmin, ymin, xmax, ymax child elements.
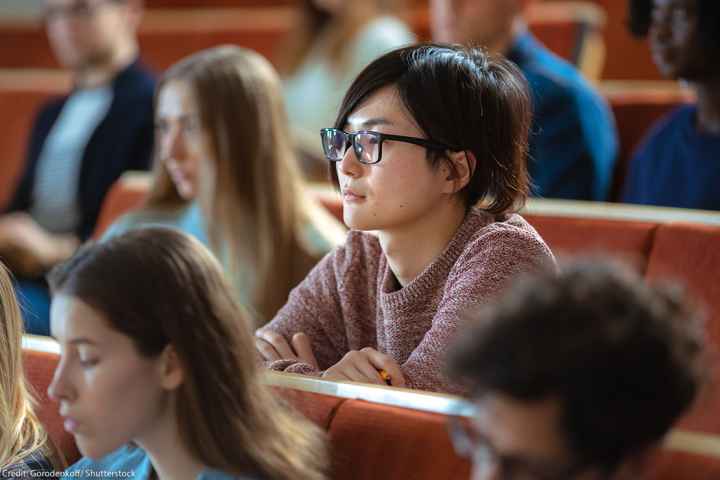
<box><xmin>16</xmin><ymin>173</ymin><xmax>720</xmax><ymax>478</ymax></box>
<box><xmin>22</xmin><ymin>334</ymin><xmax>720</xmax><ymax>479</ymax></box>
<box><xmin>0</xmin><ymin>77</ymin><xmax>691</xmax><ymax>210</ymax></box>
<box><xmin>0</xmin><ymin>0</ymin><xmax>661</xmax><ymax>80</ymax></box>
<box><xmin>0</xmin><ymin>2</ymin><xmax>600</xmax><ymax>71</ymax></box>
<box><xmin>91</xmin><ymin>172</ymin><xmax>720</xmax><ymax>434</ymax></box>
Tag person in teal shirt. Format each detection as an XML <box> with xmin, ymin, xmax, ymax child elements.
<box><xmin>103</xmin><ymin>45</ymin><xmax>346</xmax><ymax>327</ymax></box>
<box><xmin>50</xmin><ymin>228</ymin><xmax>328</xmax><ymax>480</ymax></box>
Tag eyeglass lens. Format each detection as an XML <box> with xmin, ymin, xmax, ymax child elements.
<box><xmin>322</xmin><ymin>130</ymin><xmax>381</xmax><ymax>164</ymax></box>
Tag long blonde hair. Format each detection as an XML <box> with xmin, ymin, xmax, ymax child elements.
<box><xmin>145</xmin><ymin>46</ymin><xmax>342</xmax><ymax>324</ymax></box>
<box><xmin>277</xmin><ymin>0</ymin><xmax>404</xmax><ymax>75</ymax></box>
<box><xmin>49</xmin><ymin>228</ymin><xmax>328</xmax><ymax>480</ymax></box>
<box><xmin>0</xmin><ymin>264</ymin><xmax>51</xmax><ymax>468</ymax></box>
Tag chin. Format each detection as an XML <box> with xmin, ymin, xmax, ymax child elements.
<box><xmin>76</xmin><ymin>434</ymin><xmax>127</xmax><ymax>460</ymax></box>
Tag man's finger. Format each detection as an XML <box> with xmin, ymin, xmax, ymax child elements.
<box><xmin>291</xmin><ymin>333</ymin><xmax>319</xmax><ymax>370</ymax></box>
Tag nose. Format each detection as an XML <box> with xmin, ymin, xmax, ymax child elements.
<box><xmin>47</xmin><ymin>358</ymin><xmax>74</xmax><ymax>403</ymax></box>
<box><xmin>337</xmin><ymin>141</ymin><xmax>364</xmax><ymax>180</ymax></box>
<box><xmin>162</xmin><ymin>125</ymin><xmax>188</xmax><ymax>166</ymax></box>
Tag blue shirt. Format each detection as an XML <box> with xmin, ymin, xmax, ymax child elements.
<box><xmin>102</xmin><ymin>202</ymin><xmax>209</xmax><ymax>246</ymax></box>
<box><xmin>63</xmin><ymin>445</ymin><xmax>263</xmax><ymax>480</ymax></box>
<box><xmin>622</xmin><ymin>105</ymin><xmax>720</xmax><ymax>210</ymax></box>
<box><xmin>508</xmin><ymin>32</ymin><xmax>618</xmax><ymax>201</ymax></box>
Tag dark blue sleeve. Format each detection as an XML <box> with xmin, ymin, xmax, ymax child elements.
<box><xmin>526</xmin><ymin>76</ymin><xmax>617</xmax><ymax>201</ymax></box>
<box><xmin>4</xmin><ymin>102</ymin><xmax>59</xmax><ymax>214</ymax></box>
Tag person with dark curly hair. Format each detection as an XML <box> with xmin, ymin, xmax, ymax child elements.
<box><xmin>447</xmin><ymin>261</ymin><xmax>706</xmax><ymax>480</ymax></box>
<box><xmin>622</xmin><ymin>0</ymin><xmax>720</xmax><ymax>210</ymax></box>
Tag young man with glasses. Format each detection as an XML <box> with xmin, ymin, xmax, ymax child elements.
<box><xmin>255</xmin><ymin>44</ymin><xmax>555</xmax><ymax>394</ymax></box>
<box><xmin>447</xmin><ymin>261</ymin><xmax>705</xmax><ymax>479</ymax></box>
<box><xmin>0</xmin><ymin>0</ymin><xmax>154</xmax><ymax>335</ymax></box>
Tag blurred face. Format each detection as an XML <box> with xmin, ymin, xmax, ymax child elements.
<box><xmin>44</xmin><ymin>0</ymin><xmax>134</xmax><ymax>70</ymax></box>
<box><xmin>455</xmin><ymin>394</ymin><xmax>604</xmax><ymax>480</ymax></box>
<box><xmin>156</xmin><ymin>80</ymin><xmax>212</xmax><ymax>201</ymax></box>
<box><xmin>431</xmin><ymin>0</ymin><xmax>521</xmax><ymax>49</ymax></box>
<box><xmin>48</xmin><ymin>295</ymin><xmax>171</xmax><ymax>459</ymax></box>
<box><xmin>649</xmin><ymin>0</ymin><xmax>710</xmax><ymax>80</ymax></box>
<box><xmin>334</xmin><ymin>86</ymin><xmax>453</xmax><ymax>232</ymax></box>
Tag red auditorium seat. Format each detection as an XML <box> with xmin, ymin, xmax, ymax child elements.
<box><xmin>22</xmin><ymin>343</ymin><xmax>81</xmax><ymax>466</ymax></box>
<box><xmin>92</xmin><ymin>172</ymin><xmax>152</xmax><ymax>238</ymax></box>
<box><xmin>0</xmin><ymin>72</ymin><xmax>69</xmax><ymax>209</ymax></box>
<box><xmin>329</xmin><ymin>399</ymin><xmax>470</xmax><ymax>480</ymax></box>
<box><xmin>645</xmin><ymin>223</ymin><xmax>720</xmax><ymax>436</ymax></box>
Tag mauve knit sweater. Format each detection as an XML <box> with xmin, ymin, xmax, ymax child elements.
<box><xmin>261</xmin><ymin>208</ymin><xmax>556</xmax><ymax>394</ymax></box>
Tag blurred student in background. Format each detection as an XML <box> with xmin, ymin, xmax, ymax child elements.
<box><xmin>431</xmin><ymin>0</ymin><xmax>618</xmax><ymax>201</ymax></box>
<box><xmin>448</xmin><ymin>262</ymin><xmax>705</xmax><ymax>480</ymax></box>
<box><xmin>50</xmin><ymin>228</ymin><xmax>328</xmax><ymax>480</ymax></box>
<box><xmin>256</xmin><ymin>44</ymin><xmax>555</xmax><ymax>394</ymax></box>
<box><xmin>0</xmin><ymin>0</ymin><xmax>154</xmax><ymax>336</ymax></box>
<box><xmin>278</xmin><ymin>0</ymin><xmax>415</xmax><ymax>177</ymax></box>
<box><xmin>0</xmin><ymin>262</ymin><xmax>59</xmax><ymax>474</ymax></box>
<box><xmin>104</xmin><ymin>46</ymin><xmax>345</xmax><ymax>326</ymax></box>
<box><xmin>622</xmin><ymin>0</ymin><xmax>720</xmax><ymax>210</ymax></box>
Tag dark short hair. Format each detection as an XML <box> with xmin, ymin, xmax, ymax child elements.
<box><xmin>628</xmin><ymin>0</ymin><xmax>720</xmax><ymax>49</ymax></box>
<box><xmin>448</xmin><ymin>261</ymin><xmax>705</xmax><ymax>474</ymax></box>
<box><xmin>330</xmin><ymin>43</ymin><xmax>532</xmax><ymax>215</ymax></box>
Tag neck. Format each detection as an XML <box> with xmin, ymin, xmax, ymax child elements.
<box><xmin>137</xmin><ymin>404</ymin><xmax>205</xmax><ymax>480</ymax></box>
<box><xmin>691</xmin><ymin>80</ymin><xmax>720</xmax><ymax>134</ymax></box>
<box><xmin>377</xmin><ymin>199</ymin><xmax>467</xmax><ymax>288</ymax></box>
<box><xmin>74</xmin><ymin>42</ymin><xmax>138</xmax><ymax>90</ymax></box>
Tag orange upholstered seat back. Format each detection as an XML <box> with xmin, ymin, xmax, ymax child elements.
<box><xmin>329</xmin><ymin>399</ymin><xmax>470</xmax><ymax>480</ymax></box>
<box><xmin>645</xmin><ymin>223</ymin><xmax>720</xmax><ymax>436</ymax></box>
<box><xmin>22</xmin><ymin>347</ymin><xmax>81</xmax><ymax>466</ymax></box>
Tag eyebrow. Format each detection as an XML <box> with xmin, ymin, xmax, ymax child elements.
<box><xmin>346</xmin><ymin>117</ymin><xmax>394</xmax><ymax>130</ymax></box>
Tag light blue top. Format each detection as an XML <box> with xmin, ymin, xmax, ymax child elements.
<box><xmin>102</xmin><ymin>202</ymin><xmax>209</xmax><ymax>247</ymax></box>
<box><xmin>30</xmin><ymin>85</ymin><xmax>114</xmax><ymax>233</ymax></box>
<box><xmin>283</xmin><ymin>15</ymin><xmax>416</xmax><ymax>154</ymax></box>
<box><xmin>63</xmin><ymin>445</ymin><xmax>263</xmax><ymax>480</ymax></box>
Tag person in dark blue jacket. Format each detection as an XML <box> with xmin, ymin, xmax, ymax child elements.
<box><xmin>0</xmin><ymin>0</ymin><xmax>154</xmax><ymax>335</ymax></box>
<box><xmin>622</xmin><ymin>0</ymin><xmax>720</xmax><ymax>210</ymax></box>
<box><xmin>430</xmin><ymin>0</ymin><xmax>618</xmax><ymax>201</ymax></box>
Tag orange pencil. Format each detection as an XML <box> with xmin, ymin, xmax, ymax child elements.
<box><xmin>378</xmin><ymin>369</ymin><xmax>392</xmax><ymax>386</ymax></box>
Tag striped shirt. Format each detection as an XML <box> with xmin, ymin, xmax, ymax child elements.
<box><xmin>30</xmin><ymin>85</ymin><xmax>113</xmax><ymax>234</ymax></box>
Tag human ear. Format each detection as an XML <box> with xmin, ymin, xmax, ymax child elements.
<box><xmin>442</xmin><ymin>150</ymin><xmax>476</xmax><ymax>194</ymax></box>
<box><xmin>158</xmin><ymin>345</ymin><xmax>184</xmax><ymax>391</ymax></box>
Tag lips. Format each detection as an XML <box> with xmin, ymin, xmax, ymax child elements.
<box><xmin>342</xmin><ymin>188</ymin><xmax>366</xmax><ymax>202</ymax></box>
<box><xmin>63</xmin><ymin>416</ymin><xmax>79</xmax><ymax>433</ymax></box>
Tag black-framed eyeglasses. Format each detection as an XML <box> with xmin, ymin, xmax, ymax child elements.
<box><xmin>44</xmin><ymin>0</ymin><xmax>118</xmax><ymax>22</ymax></box>
<box><xmin>320</xmin><ymin>127</ymin><xmax>453</xmax><ymax>165</ymax></box>
<box><xmin>447</xmin><ymin>415</ymin><xmax>588</xmax><ymax>480</ymax></box>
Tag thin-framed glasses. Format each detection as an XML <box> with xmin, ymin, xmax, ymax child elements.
<box><xmin>320</xmin><ymin>127</ymin><xmax>453</xmax><ymax>165</ymax></box>
<box><xmin>447</xmin><ymin>415</ymin><xmax>588</xmax><ymax>480</ymax></box>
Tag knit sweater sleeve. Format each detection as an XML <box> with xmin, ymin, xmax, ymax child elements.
<box><xmin>258</xmin><ymin>239</ymin><xmax>356</xmax><ymax>376</ymax></box>
<box><xmin>400</xmin><ymin>224</ymin><xmax>555</xmax><ymax>394</ymax></box>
